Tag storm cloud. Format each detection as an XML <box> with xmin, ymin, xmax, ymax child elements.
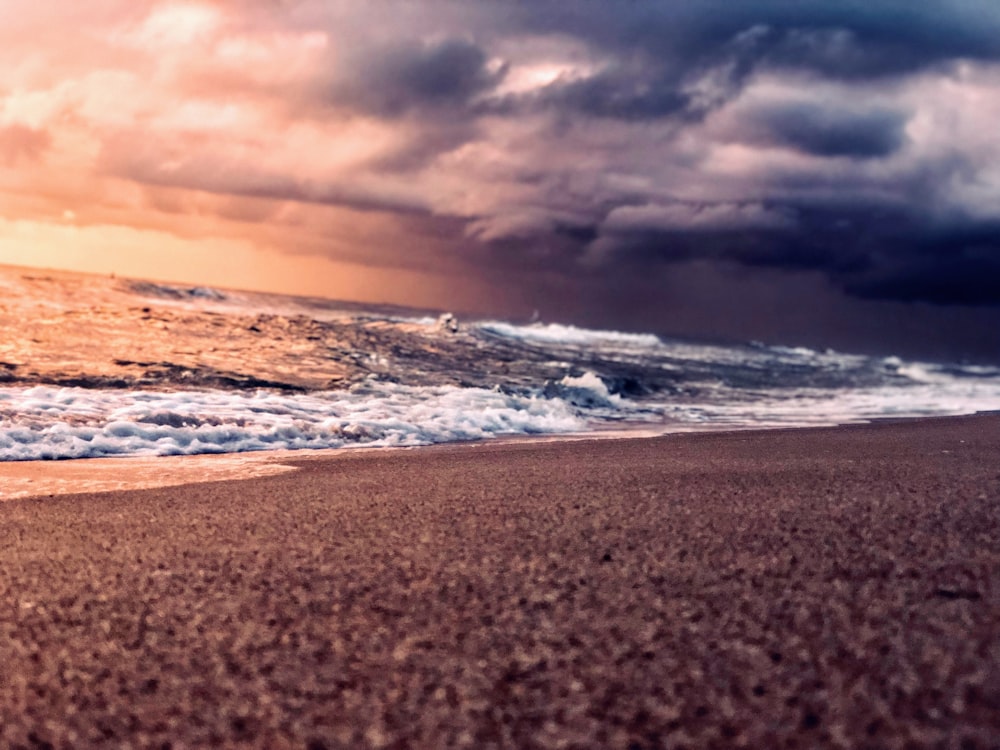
<box><xmin>332</xmin><ymin>38</ymin><xmax>502</xmax><ymax>118</ymax></box>
<box><xmin>736</xmin><ymin>102</ymin><xmax>908</xmax><ymax>158</ymax></box>
<box><xmin>281</xmin><ymin>0</ymin><xmax>1000</xmax><ymax>309</ymax></box>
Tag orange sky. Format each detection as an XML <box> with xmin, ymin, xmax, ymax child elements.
<box><xmin>0</xmin><ymin>1</ymin><xmax>486</xmax><ymax>308</ymax></box>
<box><xmin>0</xmin><ymin>216</ymin><xmax>494</xmax><ymax>310</ymax></box>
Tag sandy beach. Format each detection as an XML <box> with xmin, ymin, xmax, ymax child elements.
<box><xmin>1</xmin><ymin>416</ymin><xmax>999</xmax><ymax>748</ymax></box>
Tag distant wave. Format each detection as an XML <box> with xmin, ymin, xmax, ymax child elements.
<box><xmin>475</xmin><ymin>321</ymin><xmax>662</xmax><ymax>348</ymax></box>
<box><xmin>123</xmin><ymin>280</ymin><xmax>227</xmax><ymax>302</ymax></box>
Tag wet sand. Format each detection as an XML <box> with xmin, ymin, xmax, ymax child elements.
<box><xmin>0</xmin><ymin>451</ymin><xmax>297</xmax><ymax>501</ymax></box>
<box><xmin>1</xmin><ymin>416</ymin><xmax>999</xmax><ymax>748</ymax></box>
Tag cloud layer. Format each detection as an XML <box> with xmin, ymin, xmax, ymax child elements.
<box><xmin>2</xmin><ymin>0</ymin><xmax>999</xmax><ymax>322</ymax></box>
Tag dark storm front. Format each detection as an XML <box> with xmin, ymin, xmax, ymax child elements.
<box><xmin>1</xmin><ymin>266</ymin><xmax>999</xmax><ymax>460</ymax></box>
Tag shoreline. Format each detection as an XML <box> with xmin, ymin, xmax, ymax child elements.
<box><xmin>0</xmin><ymin>411</ymin><xmax>996</xmax><ymax>502</ymax></box>
<box><xmin>2</xmin><ymin>413</ymin><xmax>998</xmax><ymax>746</ymax></box>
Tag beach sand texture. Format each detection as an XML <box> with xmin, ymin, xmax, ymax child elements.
<box><xmin>2</xmin><ymin>416</ymin><xmax>999</xmax><ymax>748</ymax></box>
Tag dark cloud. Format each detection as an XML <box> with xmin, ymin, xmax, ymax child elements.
<box><xmin>332</xmin><ymin>37</ymin><xmax>503</xmax><ymax>118</ymax></box>
<box><xmin>576</xmin><ymin>203</ymin><xmax>1000</xmax><ymax>309</ymax></box>
<box><xmin>303</xmin><ymin>0</ymin><xmax>1000</xmax><ymax>131</ymax></box>
<box><xmin>535</xmin><ymin>66</ymin><xmax>692</xmax><ymax>121</ymax></box>
<box><xmin>740</xmin><ymin>102</ymin><xmax>908</xmax><ymax>158</ymax></box>
<box><xmin>485</xmin><ymin>15</ymin><xmax>768</xmax><ymax>123</ymax></box>
<box><xmin>317</xmin><ymin>36</ymin><xmax>505</xmax><ymax>169</ymax></box>
<box><xmin>844</xmin><ymin>224</ymin><xmax>1000</xmax><ymax>305</ymax></box>
<box><xmin>296</xmin><ymin>2</ymin><xmax>1000</xmax><ymax>312</ymax></box>
<box><xmin>753</xmin><ymin>3</ymin><xmax>1000</xmax><ymax>78</ymax></box>
<box><xmin>34</xmin><ymin>0</ymin><xmax>1000</xmax><ymax>322</ymax></box>
<box><xmin>466</xmin><ymin>0</ymin><xmax>1000</xmax><ymax>136</ymax></box>
<box><xmin>509</xmin><ymin>0</ymin><xmax>1000</xmax><ymax>82</ymax></box>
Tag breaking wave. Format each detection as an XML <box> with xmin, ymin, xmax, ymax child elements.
<box><xmin>124</xmin><ymin>281</ymin><xmax>227</xmax><ymax>302</ymax></box>
<box><xmin>476</xmin><ymin>321</ymin><xmax>662</xmax><ymax>349</ymax></box>
<box><xmin>0</xmin><ymin>383</ymin><xmax>585</xmax><ymax>461</ymax></box>
<box><xmin>2</xmin><ymin>265</ymin><xmax>1000</xmax><ymax>461</ymax></box>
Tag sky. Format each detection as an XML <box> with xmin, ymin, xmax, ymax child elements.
<box><xmin>1</xmin><ymin>0</ymin><xmax>999</xmax><ymax>361</ymax></box>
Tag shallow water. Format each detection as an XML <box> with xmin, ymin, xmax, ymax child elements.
<box><xmin>2</xmin><ymin>264</ymin><xmax>999</xmax><ymax>461</ymax></box>
<box><xmin>0</xmin><ymin>451</ymin><xmax>297</xmax><ymax>501</ymax></box>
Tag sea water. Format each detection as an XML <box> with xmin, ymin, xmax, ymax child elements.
<box><xmin>1</xmin><ymin>264</ymin><xmax>999</xmax><ymax>461</ymax></box>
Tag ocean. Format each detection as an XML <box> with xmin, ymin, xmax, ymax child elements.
<box><xmin>2</xmin><ymin>264</ymin><xmax>999</xmax><ymax>462</ymax></box>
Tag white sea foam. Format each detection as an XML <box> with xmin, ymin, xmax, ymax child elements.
<box><xmin>884</xmin><ymin>359</ymin><xmax>1000</xmax><ymax>385</ymax></box>
<box><xmin>2</xmin><ymin>368</ymin><xmax>999</xmax><ymax>462</ymax></box>
<box><xmin>657</xmin><ymin>378</ymin><xmax>1000</xmax><ymax>429</ymax></box>
<box><xmin>391</xmin><ymin>315</ymin><xmax>440</xmax><ymax>327</ymax></box>
<box><xmin>765</xmin><ymin>345</ymin><xmax>868</xmax><ymax>368</ymax></box>
<box><xmin>954</xmin><ymin>364</ymin><xmax>1000</xmax><ymax>377</ymax></box>
<box><xmin>556</xmin><ymin>372</ymin><xmax>622</xmax><ymax>408</ymax></box>
<box><xmin>0</xmin><ymin>384</ymin><xmax>586</xmax><ymax>461</ymax></box>
<box><xmin>893</xmin><ymin>363</ymin><xmax>944</xmax><ymax>383</ymax></box>
<box><xmin>3</xmin><ymin>265</ymin><xmax>1000</xmax><ymax>463</ymax></box>
<box><xmin>766</xmin><ymin>344</ymin><xmax>824</xmax><ymax>359</ymax></box>
<box><xmin>476</xmin><ymin>321</ymin><xmax>662</xmax><ymax>348</ymax></box>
